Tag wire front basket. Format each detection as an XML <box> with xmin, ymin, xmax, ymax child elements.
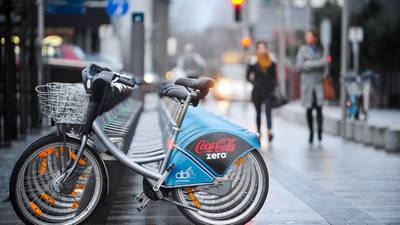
<box><xmin>36</xmin><ymin>83</ymin><xmax>90</xmax><ymax>124</ymax></box>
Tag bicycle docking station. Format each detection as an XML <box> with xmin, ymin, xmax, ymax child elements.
<box><xmin>84</xmin><ymin>91</ymin><xmax>143</xmax><ymax>224</ymax></box>
<box><xmin>11</xmin><ymin>68</ymin><xmax>268</xmax><ymax>225</ymax></box>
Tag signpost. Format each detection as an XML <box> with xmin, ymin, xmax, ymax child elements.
<box><xmin>44</xmin><ymin>0</ymin><xmax>86</xmax><ymax>14</ymax></box>
<box><xmin>130</xmin><ymin>12</ymin><xmax>144</xmax><ymax>100</ymax></box>
<box><xmin>349</xmin><ymin>26</ymin><xmax>364</xmax><ymax>75</ymax></box>
<box><xmin>107</xmin><ymin>0</ymin><xmax>129</xmax><ymax>18</ymax></box>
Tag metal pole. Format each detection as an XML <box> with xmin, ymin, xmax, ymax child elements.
<box><xmin>37</xmin><ymin>0</ymin><xmax>44</xmax><ymax>85</ymax></box>
<box><xmin>340</xmin><ymin>0</ymin><xmax>349</xmax><ymax>137</ymax></box>
<box><xmin>306</xmin><ymin>0</ymin><xmax>312</xmax><ymax>30</ymax></box>
<box><xmin>130</xmin><ymin>13</ymin><xmax>145</xmax><ymax>100</ymax></box>
<box><xmin>278</xmin><ymin>0</ymin><xmax>288</xmax><ymax>96</ymax></box>
<box><xmin>352</xmin><ymin>41</ymin><xmax>359</xmax><ymax>75</ymax></box>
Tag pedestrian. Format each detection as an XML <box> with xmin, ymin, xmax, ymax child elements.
<box><xmin>177</xmin><ymin>44</ymin><xmax>206</xmax><ymax>79</ymax></box>
<box><xmin>246</xmin><ymin>41</ymin><xmax>277</xmax><ymax>142</ymax></box>
<box><xmin>296</xmin><ymin>30</ymin><xmax>329</xmax><ymax>143</ymax></box>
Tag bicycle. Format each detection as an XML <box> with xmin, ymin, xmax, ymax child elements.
<box><xmin>343</xmin><ymin>70</ymin><xmax>380</xmax><ymax>120</ymax></box>
<box><xmin>10</xmin><ymin>63</ymin><xmax>269</xmax><ymax>225</ymax></box>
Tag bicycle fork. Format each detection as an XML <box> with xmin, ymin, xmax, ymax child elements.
<box><xmin>53</xmin><ymin>135</ymin><xmax>88</xmax><ymax>194</ymax></box>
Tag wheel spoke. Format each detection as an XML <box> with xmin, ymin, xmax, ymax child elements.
<box><xmin>174</xmin><ymin>151</ymin><xmax>268</xmax><ymax>225</ymax></box>
<box><xmin>13</xmin><ymin>140</ymin><xmax>103</xmax><ymax>225</ymax></box>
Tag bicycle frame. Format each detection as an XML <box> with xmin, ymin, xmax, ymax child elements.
<box><xmin>90</xmin><ymin>92</ymin><xmax>195</xmax><ymax>183</ymax></box>
<box><xmin>81</xmin><ymin>87</ymin><xmax>260</xmax><ymax>190</ymax></box>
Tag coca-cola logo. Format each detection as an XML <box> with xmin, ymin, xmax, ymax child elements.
<box><xmin>194</xmin><ymin>138</ymin><xmax>237</xmax><ymax>154</ymax></box>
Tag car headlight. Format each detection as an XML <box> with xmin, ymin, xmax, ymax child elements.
<box><xmin>144</xmin><ymin>73</ymin><xmax>154</xmax><ymax>84</ymax></box>
<box><xmin>165</xmin><ymin>70</ymin><xmax>174</xmax><ymax>80</ymax></box>
<box><xmin>216</xmin><ymin>79</ymin><xmax>231</xmax><ymax>97</ymax></box>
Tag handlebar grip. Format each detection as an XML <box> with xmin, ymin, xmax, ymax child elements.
<box><xmin>119</xmin><ymin>73</ymin><xmax>145</xmax><ymax>85</ymax></box>
<box><xmin>117</xmin><ymin>77</ymin><xmax>136</xmax><ymax>87</ymax></box>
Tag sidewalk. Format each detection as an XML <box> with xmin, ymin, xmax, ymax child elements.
<box><xmin>105</xmin><ymin>99</ymin><xmax>330</xmax><ymax>225</ymax></box>
<box><xmin>1</xmin><ymin>98</ymin><xmax>399</xmax><ymax>224</ymax></box>
<box><xmin>0</xmin><ymin>128</ymin><xmax>52</xmax><ymax>225</ymax></box>
<box><xmin>277</xmin><ymin>101</ymin><xmax>400</xmax><ymax>152</ymax></box>
<box><xmin>203</xmin><ymin>99</ymin><xmax>400</xmax><ymax>224</ymax></box>
<box><xmin>0</xmin><ymin>128</ymin><xmax>53</xmax><ymax>202</ymax></box>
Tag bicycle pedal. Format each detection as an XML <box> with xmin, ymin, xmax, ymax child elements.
<box><xmin>134</xmin><ymin>192</ymin><xmax>145</xmax><ymax>202</ymax></box>
<box><xmin>137</xmin><ymin>198</ymin><xmax>150</xmax><ymax>212</ymax></box>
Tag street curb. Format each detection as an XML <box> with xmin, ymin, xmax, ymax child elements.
<box><xmin>277</xmin><ymin>104</ymin><xmax>400</xmax><ymax>152</ymax></box>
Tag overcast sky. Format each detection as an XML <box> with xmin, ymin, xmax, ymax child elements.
<box><xmin>169</xmin><ymin>0</ymin><xmax>339</xmax><ymax>34</ymax></box>
<box><xmin>169</xmin><ymin>0</ymin><xmax>232</xmax><ymax>34</ymax></box>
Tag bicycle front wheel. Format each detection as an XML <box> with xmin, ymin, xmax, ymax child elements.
<box><xmin>9</xmin><ymin>134</ymin><xmax>106</xmax><ymax>225</ymax></box>
<box><xmin>172</xmin><ymin>150</ymin><xmax>269</xmax><ymax>225</ymax></box>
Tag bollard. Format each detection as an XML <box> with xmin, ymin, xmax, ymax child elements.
<box><xmin>363</xmin><ymin>124</ymin><xmax>373</xmax><ymax>146</ymax></box>
<box><xmin>353</xmin><ymin>121</ymin><xmax>365</xmax><ymax>143</ymax></box>
<box><xmin>371</xmin><ymin>126</ymin><xmax>385</xmax><ymax>149</ymax></box>
<box><xmin>344</xmin><ymin>120</ymin><xmax>354</xmax><ymax>140</ymax></box>
<box><xmin>384</xmin><ymin>129</ymin><xmax>400</xmax><ymax>152</ymax></box>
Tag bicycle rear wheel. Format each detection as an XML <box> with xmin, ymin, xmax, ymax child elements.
<box><xmin>172</xmin><ymin>150</ymin><xmax>269</xmax><ymax>225</ymax></box>
<box><xmin>10</xmin><ymin>134</ymin><xmax>106</xmax><ymax>225</ymax></box>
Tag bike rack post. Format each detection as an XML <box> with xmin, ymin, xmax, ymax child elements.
<box><xmin>92</xmin><ymin>121</ymin><xmax>162</xmax><ymax>181</ymax></box>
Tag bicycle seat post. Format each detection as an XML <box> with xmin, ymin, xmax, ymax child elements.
<box><xmin>158</xmin><ymin>92</ymin><xmax>193</xmax><ymax>174</ymax></box>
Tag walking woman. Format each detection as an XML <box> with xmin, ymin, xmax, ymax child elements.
<box><xmin>246</xmin><ymin>41</ymin><xmax>277</xmax><ymax>143</ymax></box>
<box><xmin>296</xmin><ymin>30</ymin><xmax>328</xmax><ymax>143</ymax></box>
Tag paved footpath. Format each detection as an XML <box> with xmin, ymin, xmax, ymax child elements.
<box><xmin>105</xmin><ymin>100</ymin><xmax>400</xmax><ymax>224</ymax></box>
<box><xmin>105</xmin><ymin>101</ymin><xmax>329</xmax><ymax>225</ymax></box>
<box><xmin>1</xmin><ymin>100</ymin><xmax>400</xmax><ymax>224</ymax></box>
<box><xmin>207</xmin><ymin>100</ymin><xmax>400</xmax><ymax>225</ymax></box>
<box><xmin>0</xmin><ymin>128</ymin><xmax>51</xmax><ymax>225</ymax></box>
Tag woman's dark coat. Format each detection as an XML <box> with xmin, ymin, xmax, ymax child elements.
<box><xmin>246</xmin><ymin>61</ymin><xmax>277</xmax><ymax>101</ymax></box>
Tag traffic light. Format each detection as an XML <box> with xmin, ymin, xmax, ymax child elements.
<box><xmin>231</xmin><ymin>0</ymin><xmax>245</xmax><ymax>22</ymax></box>
<box><xmin>242</xmin><ymin>37</ymin><xmax>252</xmax><ymax>49</ymax></box>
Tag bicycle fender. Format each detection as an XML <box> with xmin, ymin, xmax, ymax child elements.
<box><xmin>164</xmin><ymin>131</ymin><xmax>259</xmax><ymax>187</ymax></box>
<box><xmin>164</xmin><ymin>149</ymin><xmax>214</xmax><ymax>187</ymax></box>
<box><xmin>165</xmin><ymin>106</ymin><xmax>261</xmax><ymax>185</ymax></box>
<box><xmin>183</xmin><ymin>131</ymin><xmax>259</xmax><ymax>176</ymax></box>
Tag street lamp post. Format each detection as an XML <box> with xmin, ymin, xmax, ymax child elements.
<box><xmin>37</xmin><ymin>0</ymin><xmax>44</xmax><ymax>85</ymax></box>
<box><xmin>349</xmin><ymin>26</ymin><xmax>364</xmax><ymax>75</ymax></box>
<box><xmin>278</xmin><ymin>0</ymin><xmax>289</xmax><ymax>97</ymax></box>
<box><xmin>340</xmin><ymin>0</ymin><xmax>349</xmax><ymax>137</ymax></box>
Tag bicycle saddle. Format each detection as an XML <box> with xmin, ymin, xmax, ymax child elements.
<box><xmin>175</xmin><ymin>77</ymin><xmax>215</xmax><ymax>90</ymax></box>
<box><xmin>159</xmin><ymin>81</ymin><xmax>201</xmax><ymax>106</ymax></box>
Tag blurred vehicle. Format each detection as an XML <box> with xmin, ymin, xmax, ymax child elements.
<box><xmin>42</xmin><ymin>35</ymin><xmax>123</xmax><ymax>71</ymax></box>
<box><xmin>213</xmin><ymin>64</ymin><xmax>251</xmax><ymax>101</ymax></box>
<box><xmin>142</xmin><ymin>72</ymin><xmax>162</xmax><ymax>92</ymax></box>
<box><xmin>85</xmin><ymin>53</ymin><xmax>123</xmax><ymax>71</ymax></box>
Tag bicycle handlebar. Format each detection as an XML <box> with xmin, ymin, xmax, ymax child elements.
<box><xmin>115</xmin><ymin>76</ymin><xmax>136</xmax><ymax>87</ymax></box>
